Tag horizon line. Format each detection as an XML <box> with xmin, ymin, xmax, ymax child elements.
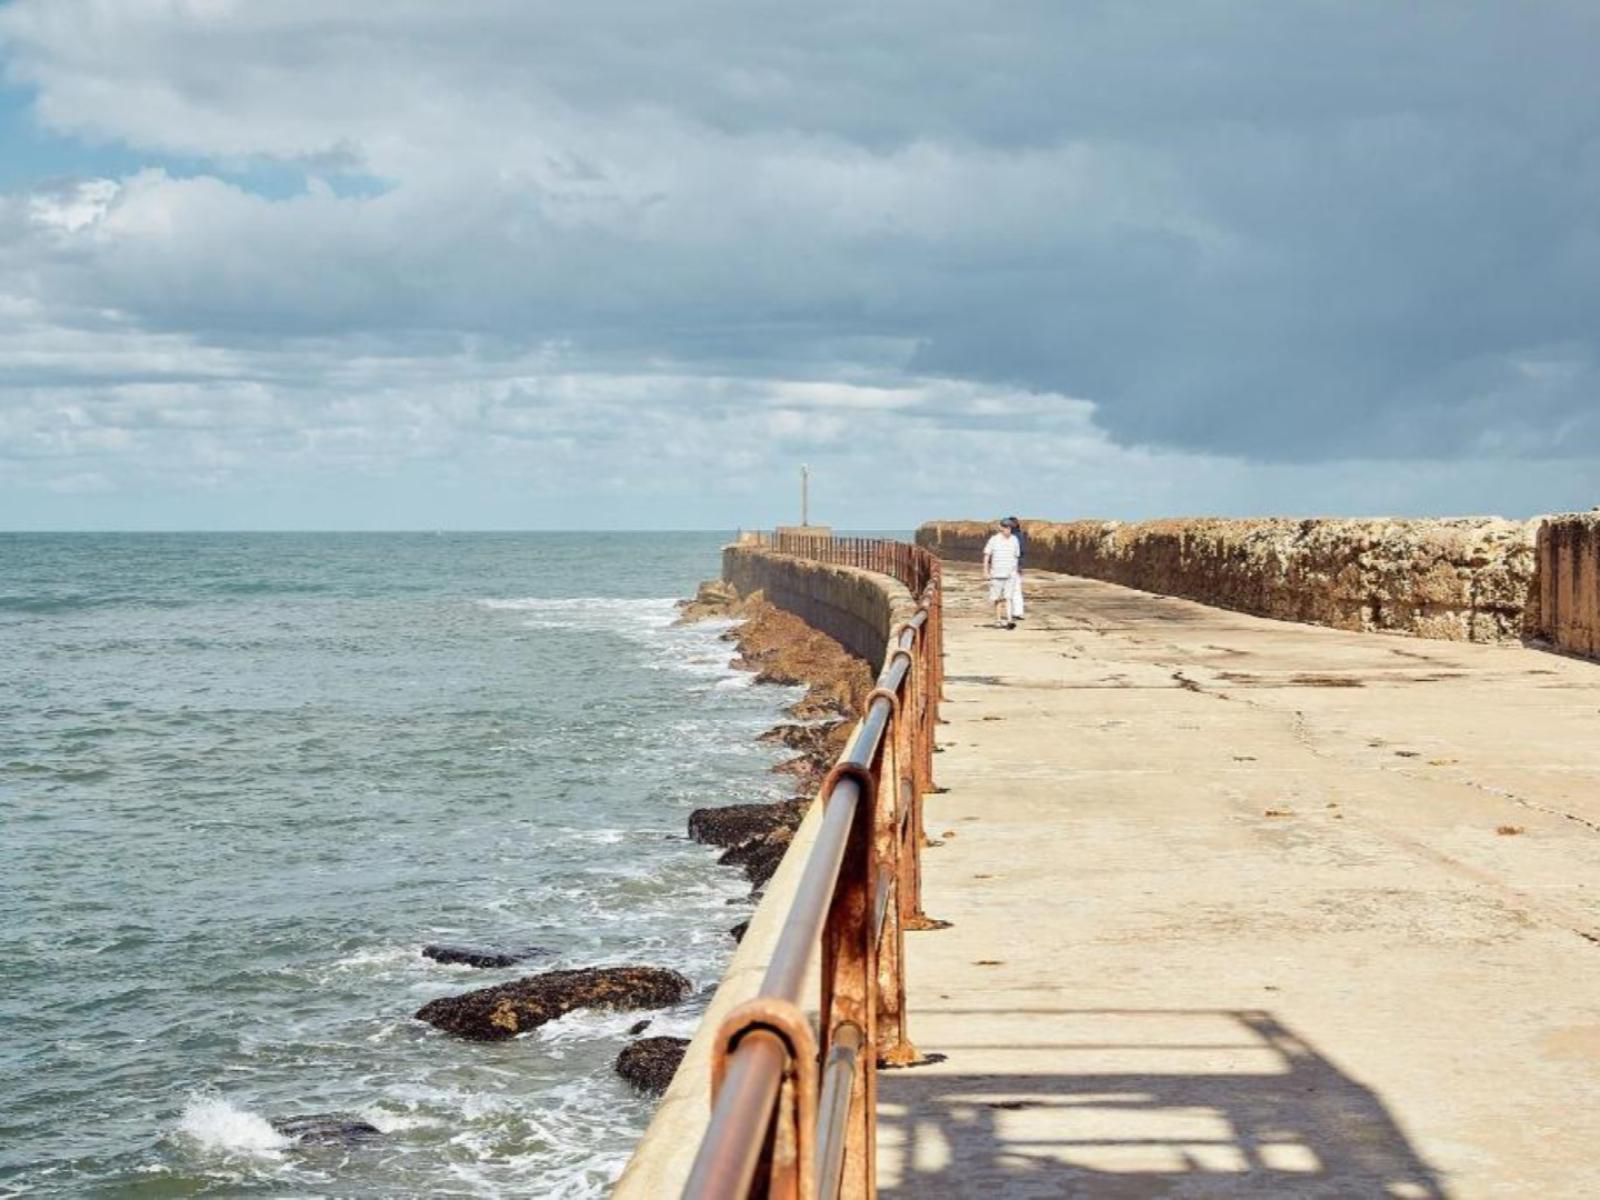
<box><xmin>0</xmin><ymin>527</ymin><xmax>913</xmax><ymax>535</ymax></box>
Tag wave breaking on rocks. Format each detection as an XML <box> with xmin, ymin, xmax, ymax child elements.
<box><xmin>415</xmin><ymin>966</ymin><xmax>693</xmax><ymax>1042</ymax></box>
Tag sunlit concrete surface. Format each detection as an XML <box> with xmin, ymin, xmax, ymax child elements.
<box><xmin>880</xmin><ymin>565</ymin><xmax>1600</xmax><ymax>1198</ymax></box>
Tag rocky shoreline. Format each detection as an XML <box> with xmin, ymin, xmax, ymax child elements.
<box><xmin>585</xmin><ymin>577</ymin><xmax>873</xmax><ymax>1097</ymax></box>
<box><xmin>678</xmin><ymin>578</ymin><xmax>872</xmax><ymax>894</ymax></box>
<box><xmin>410</xmin><ymin>575</ymin><xmax>872</xmax><ymax>1104</ymax></box>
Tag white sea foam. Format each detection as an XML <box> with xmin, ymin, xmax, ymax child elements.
<box><xmin>555</xmin><ymin>826</ymin><xmax>633</xmax><ymax>845</ymax></box>
<box><xmin>358</xmin><ymin>1106</ymin><xmax>443</xmax><ymax>1134</ymax></box>
<box><xmin>478</xmin><ymin>596</ymin><xmax>678</xmax><ymax>624</ymax></box>
<box><xmin>540</xmin><ymin>1005</ymin><xmax>702</xmax><ymax>1044</ymax></box>
<box><xmin>177</xmin><ymin>1096</ymin><xmax>289</xmax><ymax>1156</ymax></box>
<box><xmin>478</xmin><ymin>595</ymin><xmax>748</xmax><ymax>683</ymax></box>
<box><xmin>328</xmin><ymin>944</ymin><xmax>418</xmax><ymax>973</ymax></box>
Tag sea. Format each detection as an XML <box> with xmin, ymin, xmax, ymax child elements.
<box><xmin>0</xmin><ymin>532</ymin><xmax>804</xmax><ymax>1198</ymax></box>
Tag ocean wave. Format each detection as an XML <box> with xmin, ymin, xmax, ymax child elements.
<box><xmin>357</xmin><ymin>1106</ymin><xmax>444</xmax><ymax>1134</ymax></box>
<box><xmin>479</xmin><ymin>596</ymin><xmax>749</xmax><ymax>687</ymax></box>
<box><xmin>0</xmin><ymin>594</ymin><xmax>115</xmax><ymax>615</ymax></box>
<box><xmin>327</xmin><ymin>944</ymin><xmax>423</xmax><ymax>974</ymax></box>
<box><xmin>539</xmin><ymin>1004</ymin><xmax>702</xmax><ymax>1045</ymax></box>
<box><xmin>478</xmin><ymin>596</ymin><xmax>678</xmax><ymax>616</ymax></box>
<box><xmin>176</xmin><ymin>1095</ymin><xmax>289</xmax><ymax>1156</ymax></box>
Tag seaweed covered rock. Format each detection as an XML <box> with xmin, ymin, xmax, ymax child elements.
<box><xmin>720</xmin><ymin>826</ymin><xmax>795</xmax><ymax>890</ymax></box>
<box><xmin>772</xmin><ymin>753</ymin><xmax>831</xmax><ymax>799</ymax></box>
<box><xmin>421</xmin><ymin>943</ymin><xmax>545</xmax><ymax>969</ymax></box>
<box><xmin>615</xmin><ymin>1036</ymin><xmax>690</xmax><ymax>1096</ymax></box>
<box><xmin>687</xmin><ymin>799</ymin><xmax>807</xmax><ymax>849</ymax></box>
<box><xmin>270</xmin><ymin>1113</ymin><xmax>382</xmax><ymax>1145</ymax></box>
<box><xmin>415</xmin><ymin>966</ymin><xmax>692</xmax><ymax>1042</ymax></box>
<box><xmin>723</xmin><ymin>598</ymin><xmax>874</xmax><ymax>715</ymax></box>
<box><xmin>757</xmin><ymin>720</ymin><xmax>850</xmax><ymax>758</ymax></box>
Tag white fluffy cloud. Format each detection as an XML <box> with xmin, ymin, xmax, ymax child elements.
<box><xmin>1</xmin><ymin>2</ymin><xmax>1597</xmax><ymax>527</ymax></box>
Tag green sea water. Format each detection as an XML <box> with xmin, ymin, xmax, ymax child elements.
<box><xmin>0</xmin><ymin>532</ymin><xmax>794</xmax><ymax>1197</ymax></box>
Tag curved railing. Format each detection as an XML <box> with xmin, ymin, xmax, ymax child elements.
<box><xmin>683</xmin><ymin>535</ymin><xmax>943</xmax><ymax>1199</ymax></box>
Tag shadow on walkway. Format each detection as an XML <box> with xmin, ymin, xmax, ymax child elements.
<box><xmin>879</xmin><ymin>1008</ymin><xmax>1446</xmax><ymax>1198</ymax></box>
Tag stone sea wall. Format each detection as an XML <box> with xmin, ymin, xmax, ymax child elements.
<box><xmin>1538</xmin><ymin>513</ymin><xmax>1600</xmax><ymax>657</ymax></box>
<box><xmin>918</xmin><ymin>517</ymin><xmax>1543</xmax><ymax>643</ymax></box>
<box><xmin>614</xmin><ymin>546</ymin><xmax>913</xmax><ymax>1197</ymax></box>
<box><xmin>722</xmin><ymin>543</ymin><xmax>918</xmax><ymax>670</ymax></box>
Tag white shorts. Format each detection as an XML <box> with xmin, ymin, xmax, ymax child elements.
<box><xmin>988</xmin><ymin>575</ymin><xmax>1013</xmax><ymax>603</ymax></box>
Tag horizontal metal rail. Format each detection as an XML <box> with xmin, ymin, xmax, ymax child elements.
<box><xmin>761</xmin><ymin>780</ymin><xmax>861</xmax><ymax>1003</ymax></box>
<box><xmin>683</xmin><ymin>535</ymin><xmax>944</xmax><ymax>1200</ymax></box>
<box><xmin>683</xmin><ymin>1030</ymin><xmax>788</xmax><ymax>1197</ymax></box>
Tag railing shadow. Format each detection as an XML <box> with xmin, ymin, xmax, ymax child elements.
<box><xmin>878</xmin><ymin>1008</ymin><xmax>1447</xmax><ymax>1198</ymax></box>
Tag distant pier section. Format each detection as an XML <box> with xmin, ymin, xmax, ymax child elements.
<box><xmin>920</xmin><ymin>512</ymin><xmax>1600</xmax><ymax>656</ymax></box>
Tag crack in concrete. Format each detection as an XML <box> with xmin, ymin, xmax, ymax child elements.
<box><xmin>1458</xmin><ymin>780</ymin><xmax>1600</xmax><ymax>838</ymax></box>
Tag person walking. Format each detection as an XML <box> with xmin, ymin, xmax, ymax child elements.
<box><xmin>1005</xmin><ymin>516</ymin><xmax>1027</xmax><ymax>621</ymax></box>
<box><xmin>982</xmin><ymin>518</ymin><xmax>1021</xmax><ymax>629</ymax></box>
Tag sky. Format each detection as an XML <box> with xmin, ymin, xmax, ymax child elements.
<box><xmin>1</xmin><ymin>1</ymin><xmax>1597</xmax><ymax>531</ymax></box>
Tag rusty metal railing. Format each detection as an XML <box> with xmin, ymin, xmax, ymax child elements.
<box><xmin>684</xmin><ymin>536</ymin><xmax>943</xmax><ymax>1200</ymax></box>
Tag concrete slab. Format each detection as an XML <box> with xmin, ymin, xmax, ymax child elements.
<box><xmin>879</xmin><ymin>566</ymin><xmax>1600</xmax><ymax>1198</ymax></box>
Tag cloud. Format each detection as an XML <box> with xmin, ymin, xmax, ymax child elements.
<box><xmin>0</xmin><ymin>1</ymin><xmax>1597</xmax><ymax>527</ymax></box>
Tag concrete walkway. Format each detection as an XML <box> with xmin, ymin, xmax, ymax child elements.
<box><xmin>878</xmin><ymin>565</ymin><xmax>1600</xmax><ymax>1198</ymax></box>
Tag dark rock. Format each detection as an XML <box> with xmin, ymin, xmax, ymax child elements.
<box><xmin>720</xmin><ymin>826</ymin><xmax>795</xmax><ymax>890</ymax></box>
<box><xmin>270</xmin><ymin>1113</ymin><xmax>382</xmax><ymax>1145</ymax></box>
<box><xmin>421</xmin><ymin>943</ymin><xmax>546</xmax><ymax>969</ymax></box>
<box><xmin>415</xmin><ymin>966</ymin><xmax>693</xmax><ymax>1042</ymax></box>
<box><xmin>627</xmin><ymin>1018</ymin><xmax>652</xmax><ymax>1036</ymax></box>
<box><xmin>687</xmin><ymin>799</ymin><xmax>807</xmax><ymax>849</ymax></box>
<box><xmin>745</xmin><ymin>838</ymin><xmax>792</xmax><ymax>890</ymax></box>
<box><xmin>730</xmin><ymin>920</ymin><xmax>750</xmax><ymax>943</ymax></box>
<box><xmin>754</xmin><ymin>661</ymin><xmax>808</xmax><ymax>687</ymax></box>
<box><xmin>763</xmin><ymin>723</ymin><xmax>853</xmax><ymax>794</ymax></box>
<box><xmin>772</xmin><ymin>754</ymin><xmax>828</xmax><ymax>795</ymax></box>
<box><xmin>786</xmin><ymin>692</ymin><xmax>854</xmax><ymax>721</ymax></box>
<box><xmin>615</xmin><ymin>1037</ymin><xmax>690</xmax><ymax>1096</ymax></box>
<box><xmin>757</xmin><ymin>720</ymin><xmax>848</xmax><ymax>757</ymax></box>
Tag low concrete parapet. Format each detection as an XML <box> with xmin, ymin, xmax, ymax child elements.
<box><xmin>613</xmin><ymin>800</ymin><xmax>826</xmax><ymax>1198</ymax></box>
<box><xmin>615</xmin><ymin>545</ymin><xmax>916</xmax><ymax>1196</ymax></box>
<box><xmin>1537</xmin><ymin>513</ymin><xmax>1600</xmax><ymax>658</ymax></box>
<box><xmin>918</xmin><ymin>516</ymin><xmax>1542</xmax><ymax>643</ymax></box>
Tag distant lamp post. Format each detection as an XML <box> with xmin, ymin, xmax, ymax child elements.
<box><xmin>776</xmin><ymin>464</ymin><xmax>829</xmax><ymax>541</ymax></box>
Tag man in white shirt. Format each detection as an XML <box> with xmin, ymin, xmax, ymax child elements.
<box><xmin>1005</xmin><ymin>516</ymin><xmax>1027</xmax><ymax>621</ymax></box>
<box><xmin>982</xmin><ymin>519</ymin><xmax>1020</xmax><ymax>629</ymax></box>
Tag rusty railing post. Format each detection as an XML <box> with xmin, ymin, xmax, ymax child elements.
<box><xmin>869</xmin><ymin>672</ymin><xmax>916</xmax><ymax>1068</ymax></box>
<box><xmin>901</xmin><ymin>622</ymin><xmax>928</xmax><ymax>928</ymax></box>
<box><xmin>820</xmin><ymin>759</ymin><xmax>879</xmax><ymax>1200</ymax></box>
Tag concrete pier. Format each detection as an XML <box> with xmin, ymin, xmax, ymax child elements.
<box><xmin>880</xmin><ymin>564</ymin><xmax>1600</xmax><ymax>1197</ymax></box>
